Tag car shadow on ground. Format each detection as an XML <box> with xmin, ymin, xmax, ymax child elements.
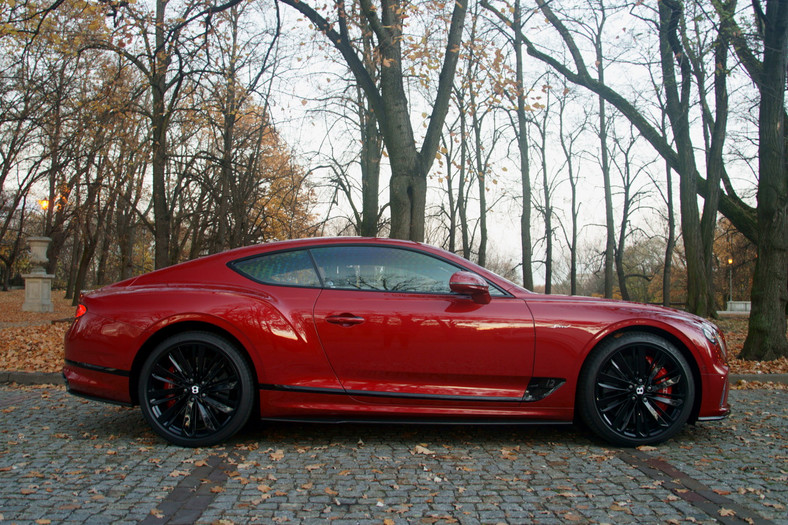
<box><xmin>55</xmin><ymin>397</ymin><xmax>721</xmax><ymax>450</ymax></box>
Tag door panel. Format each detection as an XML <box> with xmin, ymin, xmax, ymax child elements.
<box><xmin>313</xmin><ymin>290</ymin><xmax>535</xmax><ymax>402</ymax></box>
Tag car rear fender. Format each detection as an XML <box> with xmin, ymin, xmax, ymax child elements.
<box><xmin>129</xmin><ymin>318</ymin><xmax>256</xmax><ymax>405</ymax></box>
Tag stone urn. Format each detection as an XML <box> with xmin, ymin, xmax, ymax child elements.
<box><xmin>27</xmin><ymin>236</ymin><xmax>51</xmax><ymax>273</ymax></box>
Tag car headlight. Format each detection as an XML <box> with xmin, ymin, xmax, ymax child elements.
<box><xmin>701</xmin><ymin>322</ymin><xmax>727</xmax><ymax>363</ymax></box>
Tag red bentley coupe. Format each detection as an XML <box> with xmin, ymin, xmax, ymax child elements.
<box><xmin>63</xmin><ymin>237</ymin><xmax>730</xmax><ymax>447</ymax></box>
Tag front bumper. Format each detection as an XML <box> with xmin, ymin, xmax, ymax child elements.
<box><xmin>698</xmin><ymin>368</ymin><xmax>731</xmax><ymax>420</ymax></box>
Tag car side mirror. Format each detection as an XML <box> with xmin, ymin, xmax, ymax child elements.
<box><xmin>449</xmin><ymin>271</ymin><xmax>491</xmax><ymax>304</ymax></box>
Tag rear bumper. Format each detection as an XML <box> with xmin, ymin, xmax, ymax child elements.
<box><xmin>63</xmin><ymin>360</ymin><xmax>133</xmax><ymax>405</ymax></box>
<box><xmin>697</xmin><ymin>413</ymin><xmax>729</xmax><ymax>422</ymax></box>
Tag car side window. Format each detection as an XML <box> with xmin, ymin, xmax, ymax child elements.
<box><xmin>232</xmin><ymin>250</ymin><xmax>321</xmax><ymax>287</ymax></box>
<box><xmin>310</xmin><ymin>246</ymin><xmax>459</xmax><ymax>294</ymax></box>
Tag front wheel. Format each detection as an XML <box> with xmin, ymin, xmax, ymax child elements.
<box><xmin>138</xmin><ymin>332</ymin><xmax>255</xmax><ymax>447</ymax></box>
<box><xmin>577</xmin><ymin>332</ymin><xmax>695</xmax><ymax>446</ymax></box>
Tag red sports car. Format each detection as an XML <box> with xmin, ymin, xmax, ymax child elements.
<box><xmin>63</xmin><ymin>237</ymin><xmax>730</xmax><ymax>447</ymax></box>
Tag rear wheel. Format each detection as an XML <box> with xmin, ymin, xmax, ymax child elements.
<box><xmin>577</xmin><ymin>332</ymin><xmax>695</xmax><ymax>446</ymax></box>
<box><xmin>138</xmin><ymin>332</ymin><xmax>254</xmax><ymax>447</ymax></box>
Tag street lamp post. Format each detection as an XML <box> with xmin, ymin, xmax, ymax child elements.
<box><xmin>38</xmin><ymin>199</ymin><xmax>49</xmax><ymax>236</ymax></box>
<box><xmin>727</xmin><ymin>257</ymin><xmax>733</xmax><ymax>307</ymax></box>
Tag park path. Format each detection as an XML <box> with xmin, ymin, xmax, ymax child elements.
<box><xmin>0</xmin><ymin>386</ymin><xmax>786</xmax><ymax>524</ymax></box>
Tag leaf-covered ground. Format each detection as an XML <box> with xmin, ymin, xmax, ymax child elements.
<box><xmin>0</xmin><ymin>290</ymin><xmax>74</xmax><ymax>373</ymax></box>
<box><xmin>715</xmin><ymin>318</ymin><xmax>788</xmax><ymax>376</ymax></box>
<box><xmin>0</xmin><ymin>290</ymin><xmax>786</xmax><ymax>379</ymax></box>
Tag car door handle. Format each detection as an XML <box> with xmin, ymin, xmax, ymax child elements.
<box><xmin>326</xmin><ymin>314</ymin><xmax>365</xmax><ymax>327</ymax></box>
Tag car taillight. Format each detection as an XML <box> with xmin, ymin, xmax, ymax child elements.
<box><xmin>75</xmin><ymin>304</ymin><xmax>87</xmax><ymax>318</ymax></box>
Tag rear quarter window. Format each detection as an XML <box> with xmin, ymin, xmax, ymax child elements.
<box><xmin>231</xmin><ymin>250</ymin><xmax>320</xmax><ymax>287</ymax></box>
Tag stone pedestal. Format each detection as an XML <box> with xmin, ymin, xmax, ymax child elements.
<box><xmin>22</xmin><ymin>236</ymin><xmax>55</xmax><ymax>313</ymax></box>
<box><xmin>727</xmin><ymin>301</ymin><xmax>751</xmax><ymax>313</ymax></box>
<box><xmin>22</xmin><ymin>273</ymin><xmax>55</xmax><ymax>312</ymax></box>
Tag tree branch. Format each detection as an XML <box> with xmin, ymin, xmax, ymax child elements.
<box><xmin>420</xmin><ymin>0</ymin><xmax>468</xmax><ymax>173</ymax></box>
<box><xmin>276</xmin><ymin>0</ymin><xmax>386</xmax><ymax>130</ymax></box>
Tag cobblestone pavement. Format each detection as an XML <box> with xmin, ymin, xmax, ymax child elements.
<box><xmin>0</xmin><ymin>386</ymin><xmax>785</xmax><ymax>525</ymax></box>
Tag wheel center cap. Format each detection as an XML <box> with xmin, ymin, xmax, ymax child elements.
<box><xmin>191</xmin><ymin>385</ymin><xmax>200</xmax><ymax>395</ymax></box>
<box><xmin>636</xmin><ymin>385</ymin><xmax>645</xmax><ymax>395</ymax></box>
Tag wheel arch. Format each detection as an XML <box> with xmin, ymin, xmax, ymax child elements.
<box><xmin>129</xmin><ymin>321</ymin><xmax>257</xmax><ymax>405</ymax></box>
<box><xmin>577</xmin><ymin>325</ymin><xmax>703</xmax><ymax>424</ymax></box>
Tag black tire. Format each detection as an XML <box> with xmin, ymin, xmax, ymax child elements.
<box><xmin>138</xmin><ymin>331</ymin><xmax>255</xmax><ymax>447</ymax></box>
<box><xmin>577</xmin><ymin>332</ymin><xmax>695</xmax><ymax>446</ymax></box>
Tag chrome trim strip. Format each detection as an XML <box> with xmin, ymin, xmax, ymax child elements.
<box><xmin>259</xmin><ymin>383</ymin><xmax>521</xmax><ymax>403</ymax></box>
<box><xmin>259</xmin><ymin>384</ymin><xmax>345</xmax><ymax>396</ymax></box>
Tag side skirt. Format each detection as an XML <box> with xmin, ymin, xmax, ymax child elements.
<box><xmin>260</xmin><ymin>416</ymin><xmax>573</xmax><ymax>426</ymax></box>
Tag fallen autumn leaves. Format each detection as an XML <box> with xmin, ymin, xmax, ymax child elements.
<box><xmin>0</xmin><ymin>290</ymin><xmax>786</xmax><ymax>380</ymax></box>
<box><xmin>0</xmin><ymin>290</ymin><xmax>74</xmax><ymax>374</ymax></box>
<box><xmin>715</xmin><ymin>318</ymin><xmax>788</xmax><ymax>377</ymax></box>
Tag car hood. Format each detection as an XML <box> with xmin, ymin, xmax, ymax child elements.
<box><xmin>525</xmin><ymin>293</ymin><xmax>708</xmax><ymax>325</ymax></box>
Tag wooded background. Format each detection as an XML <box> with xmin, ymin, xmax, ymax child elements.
<box><xmin>0</xmin><ymin>0</ymin><xmax>785</xmax><ymax>360</ymax></box>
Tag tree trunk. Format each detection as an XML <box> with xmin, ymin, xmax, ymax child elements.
<box><xmin>95</xmin><ymin>225</ymin><xmax>112</xmax><ymax>286</ymax></box>
<box><xmin>357</xmin><ymin>14</ymin><xmax>383</xmax><ymax>238</ymax></box>
<box><xmin>663</xmin><ymin>161</ymin><xmax>676</xmax><ymax>307</ymax></box>
<box><xmin>659</xmin><ymin>0</ymin><xmax>714</xmax><ymax>316</ymax></box>
<box><xmin>389</xmin><ymin>170</ymin><xmax>426</xmax><ymax>241</ymax></box>
<box><xmin>457</xmin><ymin>97</ymin><xmax>471</xmax><ymax>259</ymax></box>
<box><xmin>216</xmin><ymin>73</ymin><xmax>235</xmax><ymax>251</ymax></box>
<box><xmin>443</xmin><ymin>134</ymin><xmax>457</xmax><ymax>252</ymax></box>
<box><xmin>514</xmin><ymin>0</ymin><xmax>534</xmax><ymax>289</ymax></box>
<box><xmin>359</xmin><ymin>90</ymin><xmax>382</xmax><ymax>237</ymax></box>
<box><xmin>378</xmin><ymin>26</ymin><xmax>423</xmax><ymax>241</ymax></box>
<box><xmin>741</xmin><ymin>0</ymin><xmax>788</xmax><ymax>360</ymax></box>
<box><xmin>541</xmin><ymin>127</ymin><xmax>552</xmax><ymax>295</ymax></box>
<box><xmin>616</xmin><ymin>180</ymin><xmax>631</xmax><ymax>301</ymax></box>
<box><xmin>598</xmin><ymin>94</ymin><xmax>615</xmax><ymax>298</ymax></box>
<box><xmin>557</xmin><ymin>80</ymin><xmax>579</xmax><ymax>296</ymax></box>
<box><xmin>151</xmin><ymin>0</ymin><xmax>171</xmax><ymax>268</ymax></box>
<box><xmin>470</xmin><ymin>85</ymin><xmax>487</xmax><ymax>267</ymax></box>
<box><xmin>589</xmin><ymin>4</ymin><xmax>615</xmax><ymax>299</ymax></box>
<box><xmin>65</xmin><ymin>236</ymin><xmax>81</xmax><ymax>301</ymax></box>
<box><xmin>72</xmin><ymin>240</ymin><xmax>97</xmax><ymax>306</ymax></box>
<box><xmin>698</xmin><ymin>6</ymin><xmax>730</xmax><ymax>314</ymax></box>
<box><xmin>120</xmin><ymin>225</ymin><xmax>135</xmax><ymax>281</ymax></box>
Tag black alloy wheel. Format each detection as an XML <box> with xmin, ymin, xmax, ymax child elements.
<box><xmin>138</xmin><ymin>332</ymin><xmax>254</xmax><ymax>447</ymax></box>
<box><xmin>578</xmin><ymin>332</ymin><xmax>695</xmax><ymax>446</ymax></box>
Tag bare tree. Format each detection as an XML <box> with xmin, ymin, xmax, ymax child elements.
<box><xmin>312</xmin><ymin>6</ymin><xmax>385</xmax><ymax>238</ymax></box>
<box><xmin>530</xmin><ymin>83</ymin><xmax>557</xmax><ymax>294</ymax></box>
<box><xmin>198</xmin><ymin>2</ymin><xmax>283</xmax><ymax>250</ymax></box>
<box><xmin>277</xmin><ymin>0</ymin><xmax>467</xmax><ymax>241</ymax></box>
<box><xmin>716</xmin><ymin>0</ymin><xmax>788</xmax><ymax>359</ymax></box>
<box><xmin>556</xmin><ymin>80</ymin><xmax>589</xmax><ymax>296</ymax></box>
<box><xmin>590</xmin><ymin>1</ymin><xmax>617</xmax><ymax>299</ymax></box>
<box><xmin>481</xmin><ymin>0</ymin><xmax>537</xmax><ymax>289</ymax></box>
<box><xmin>490</xmin><ymin>0</ymin><xmax>748</xmax><ymax>316</ymax></box>
<box><xmin>609</xmin><ymin>124</ymin><xmax>651</xmax><ymax>301</ymax></box>
<box><xmin>88</xmin><ymin>0</ymin><xmax>248</xmax><ymax>267</ymax></box>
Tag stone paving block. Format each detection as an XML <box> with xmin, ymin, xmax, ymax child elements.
<box><xmin>1</xmin><ymin>387</ymin><xmax>787</xmax><ymax>524</ymax></box>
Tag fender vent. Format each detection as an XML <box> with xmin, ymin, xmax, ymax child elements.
<box><xmin>522</xmin><ymin>377</ymin><xmax>566</xmax><ymax>402</ymax></box>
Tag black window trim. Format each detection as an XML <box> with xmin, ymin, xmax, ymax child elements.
<box><xmin>227</xmin><ymin>243</ymin><xmax>514</xmax><ymax>298</ymax></box>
